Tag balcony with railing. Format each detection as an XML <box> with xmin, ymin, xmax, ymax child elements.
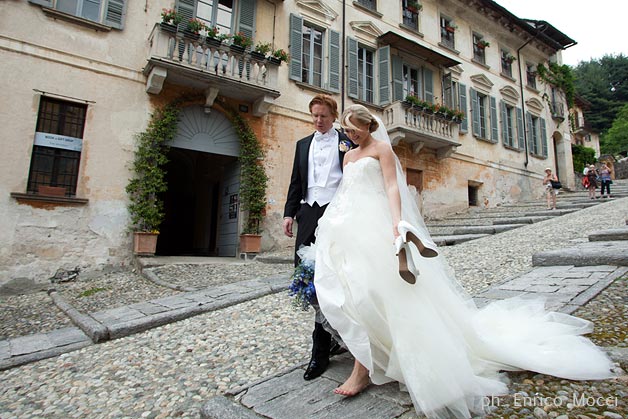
<box><xmin>550</xmin><ymin>102</ymin><xmax>565</xmax><ymax>121</ymax></box>
<box><xmin>383</xmin><ymin>102</ymin><xmax>461</xmax><ymax>159</ymax></box>
<box><xmin>573</xmin><ymin>116</ymin><xmax>592</xmax><ymax>133</ymax></box>
<box><xmin>144</xmin><ymin>24</ymin><xmax>281</xmax><ymax>116</ymax></box>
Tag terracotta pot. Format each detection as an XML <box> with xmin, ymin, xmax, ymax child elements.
<box><xmin>239</xmin><ymin>234</ymin><xmax>262</xmax><ymax>253</ymax></box>
<box><xmin>38</xmin><ymin>185</ymin><xmax>66</xmax><ymax>197</ymax></box>
<box><xmin>133</xmin><ymin>232</ymin><xmax>159</xmax><ymax>256</ymax></box>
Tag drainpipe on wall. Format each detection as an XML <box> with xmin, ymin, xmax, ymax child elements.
<box><xmin>341</xmin><ymin>0</ymin><xmax>346</xmax><ymax>112</ymax></box>
<box><xmin>264</xmin><ymin>0</ymin><xmax>277</xmax><ymax>49</ymax></box>
<box><xmin>516</xmin><ymin>24</ymin><xmax>548</xmax><ymax>168</ymax></box>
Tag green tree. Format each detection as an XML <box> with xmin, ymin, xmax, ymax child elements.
<box><xmin>602</xmin><ymin>103</ymin><xmax>628</xmax><ymax>155</ymax></box>
<box><xmin>573</xmin><ymin>54</ymin><xmax>628</xmax><ymax>137</ymax></box>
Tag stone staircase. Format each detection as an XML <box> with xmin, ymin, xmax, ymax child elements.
<box><xmin>426</xmin><ymin>179</ymin><xmax>628</xmax><ymax>247</ymax></box>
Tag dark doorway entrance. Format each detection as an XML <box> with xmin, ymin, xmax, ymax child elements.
<box><xmin>157</xmin><ymin>148</ymin><xmax>238</xmax><ymax>256</ymax></box>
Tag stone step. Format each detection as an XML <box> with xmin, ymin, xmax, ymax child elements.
<box><xmin>493</xmin><ymin>216</ymin><xmax>554</xmax><ymax>225</ymax></box>
<box><xmin>452</xmin><ymin>224</ymin><xmax>522</xmax><ymax>235</ymax></box>
<box><xmin>532</xmin><ymin>240</ymin><xmax>628</xmax><ymax>267</ymax></box>
<box><xmin>432</xmin><ymin>233</ymin><xmax>491</xmax><ymax>245</ymax></box>
<box><xmin>524</xmin><ymin>209</ymin><xmax>576</xmax><ymax>217</ymax></box>
<box><xmin>588</xmin><ymin>227</ymin><xmax>628</xmax><ymax>242</ymax></box>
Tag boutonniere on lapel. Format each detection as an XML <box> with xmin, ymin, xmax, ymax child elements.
<box><xmin>338</xmin><ymin>139</ymin><xmax>354</xmax><ymax>153</ymax></box>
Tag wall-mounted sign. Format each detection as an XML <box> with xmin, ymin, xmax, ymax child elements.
<box><xmin>34</xmin><ymin>132</ymin><xmax>83</xmax><ymax>152</ymax></box>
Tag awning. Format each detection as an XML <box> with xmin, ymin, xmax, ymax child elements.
<box><xmin>378</xmin><ymin>31</ymin><xmax>460</xmax><ymax>67</ymax></box>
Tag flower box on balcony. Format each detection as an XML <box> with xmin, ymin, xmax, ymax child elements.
<box><xmin>230</xmin><ymin>44</ymin><xmax>246</xmax><ymax>54</ymax></box>
<box><xmin>206</xmin><ymin>37</ymin><xmax>222</xmax><ymax>48</ymax></box>
<box><xmin>250</xmin><ymin>51</ymin><xmax>266</xmax><ymax>61</ymax></box>
<box><xmin>159</xmin><ymin>22</ymin><xmax>178</xmax><ymax>34</ymax></box>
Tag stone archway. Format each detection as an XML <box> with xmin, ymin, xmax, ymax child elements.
<box><xmin>157</xmin><ymin>106</ymin><xmax>241</xmax><ymax>257</ymax></box>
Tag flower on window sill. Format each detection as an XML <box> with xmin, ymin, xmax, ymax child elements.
<box><xmin>186</xmin><ymin>18</ymin><xmax>205</xmax><ymax>34</ymax></box>
<box><xmin>231</xmin><ymin>32</ymin><xmax>252</xmax><ymax>48</ymax></box>
<box><xmin>272</xmin><ymin>48</ymin><xmax>289</xmax><ymax>63</ymax></box>
<box><xmin>160</xmin><ymin>8</ymin><xmax>182</xmax><ymax>25</ymax></box>
<box><xmin>476</xmin><ymin>40</ymin><xmax>490</xmax><ymax>49</ymax></box>
<box><xmin>504</xmin><ymin>54</ymin><xmax>517</xmax><ymax>63</ymax></box>
<box><xmin>205</xmin><ymin>25</ymin><xmax>220</xmax><ymax>39</ymax></box>
<box><xmin>339</xmin><ymin>139</ymin><xmax>354</xmax><ymax>153</ymax></box>
<box><xmin>445</xmin><ymin>24</ymin><xmax>457</xmax><ymax>33</ymax></box>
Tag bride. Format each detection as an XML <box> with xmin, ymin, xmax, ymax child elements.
<box><xmin>304</xmin><ymin>104</ymin><xmax>615</xmax><ymax>419</ymax></box>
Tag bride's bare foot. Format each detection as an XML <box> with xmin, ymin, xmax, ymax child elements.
<box><xmin>334</xmin><ymin>360</ymin><xmax>370</xmax><ymax>397</ymax></box>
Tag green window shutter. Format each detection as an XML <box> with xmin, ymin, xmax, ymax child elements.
<box><xmin>378</xmin><ymin>46</ymin><xmax>390</xmax><ymax>106</ymax></box>
<box><xmin>423</xmin><ymin>68</ymin><xmax>433</xmax><ymax>103</ymax></box>
<box><xmin>238</xmin><ymin>0</ymin><xmax>256</xmax><ymax>42</ymax></box>
<box><xmin>104</xmin><ymin>0</ymin><xmax>126</xmax><ymax>29</ymax></box>
<box><xmin>526</xmin><ymin>112</ymin><xmax>535</xmax><ymax>154</ymax></box>
<box><xmin>470</xmin><ymin>88</ymin><xmax>480</xmax><ymax>137</ymax></box>
<box><xmin>459</xmin><ymin>83</ymin><xmax>468</xmax><ymax>133</ymax></box>
<box><xmin>500</xmin><ymin>100</ymin><xmax>508</xmax><ymax>146</ymax></box>
<box><xmin>28</xmin><ymin>0</ymin><xmax>52</xmax><ymax>6</ymax></box>
<box><xmin>516</xmin><ymin>107</ymin><xmax>524</xmax><ymax>150</ymax></box>
<box><xmin>289</xmin><ymin>14</ymin><xmax>303</xmax><ymax>82</ymax></box>
<box><xmin>540</xmin><ymin>117</ymin><xmax>548</xmax><ymax>157</ymax></box>
<box><xmin>328</xmin><ymin>30</ymin><xmax>340</xmax><ymax>92</ymax></box>
<box><xmin>347</xmin><ymin>37</ymin><xmax>358</xmax><ymax>99</ymax></box>
<box><xmin>490</xmin><ymin>96</ymin><xmax>498</xmax><ymax>143</ymax></box>
<box><xmin>392</xmin><ymin>54</ymin><xmax>404</xmax><ymax>102</ymax></box>
<box><xmin>177</xmin><ymin>0</ymin><xmax>195</xmax><ymax>25</ymax></box>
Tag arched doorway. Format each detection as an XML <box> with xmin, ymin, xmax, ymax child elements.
<box><xmin>157</xmin><ymin>106</ymin><xmax>240</xmax><ymax>257</ymax></box>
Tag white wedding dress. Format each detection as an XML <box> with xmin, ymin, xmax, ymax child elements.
<box><xmin>307</xmin><ymin>156</ymin><xmax>615</xmax><ymax>419</ymax></box>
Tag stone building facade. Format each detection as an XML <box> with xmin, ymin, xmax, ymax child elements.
<box><xmin>0</xmin><ymin>0</ymin><xmax>575</xmax><ymax>285</ymax></box>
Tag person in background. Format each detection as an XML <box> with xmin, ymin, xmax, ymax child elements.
<box><xmin>542</xmin><ymin>168</ymin><xmax>558</xmax><ymax>210</ymax></box>
<box><xmin>585</xmin><ymin>165</ymin><xmax>598</xmax><ymax>199</ymax></box>
<box><xmin>599</xmin><ymin>163</ymin><xmax>613</xmax><ymax>198</ymax></box>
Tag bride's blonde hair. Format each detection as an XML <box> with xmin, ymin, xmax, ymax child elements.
<box><xmin>341</xmin><ymin>104</ymin><xmax>379</xmax><ymax>133</ymax></box>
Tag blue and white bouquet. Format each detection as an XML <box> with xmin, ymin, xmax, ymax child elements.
<box><xmin>288</xmin><ymin>259</ymin><xmax>316</xmax><ymax>311</ymax></box>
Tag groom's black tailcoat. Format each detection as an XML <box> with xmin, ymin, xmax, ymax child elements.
<box><xmin>284</xmin><ymin>130</ymin><xmax>351</xmax><ymax>266</ymax></box>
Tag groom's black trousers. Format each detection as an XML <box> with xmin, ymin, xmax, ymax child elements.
<box><xmin>294</xmin><ymin>202</ymin><xmax>332</xmax><ymax>362</ymax></box>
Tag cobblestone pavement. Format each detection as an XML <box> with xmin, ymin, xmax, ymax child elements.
<box><xmin>0</xmin><ymin>197</ymin><xmax>626</xmax><ymax>418</ymax></box>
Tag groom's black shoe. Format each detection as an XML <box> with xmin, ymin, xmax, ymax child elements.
<box><xmin>330</xmin><ymin>340</ymin><xmax>347</xmax><ymax>356</ymax></box>
<box><xmin>303</xmin><ymin>357</ymin><xmax>329</xmax><ymax>380</ymax></box>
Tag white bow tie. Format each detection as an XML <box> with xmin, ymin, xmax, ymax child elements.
<box><xmin>314</xmin><ymin>131</ymin><xmax>332</xmax><ymax>142</ymax></box>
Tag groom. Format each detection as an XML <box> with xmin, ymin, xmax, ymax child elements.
<box><xmin>283</xmin><ymin>94</ymin><xmax>352</xmax><ymax>380</ymax></box>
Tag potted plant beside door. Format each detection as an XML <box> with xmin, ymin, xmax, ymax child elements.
<box><xmin>227</xmin><ymin>108</ymin><xmax>268</xmax><ymax>254</ymax></box>
<box><xmin>126</xmin><ymin>103</ymin><xmax>180</xmax><ymax>256</ymax></box>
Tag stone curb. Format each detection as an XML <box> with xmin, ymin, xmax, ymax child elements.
<box><xmin>48</xmin><ymin>289</ymin><xmax>109</xmax><ymax>343</ymax></box>
<box><xmin>589</xmin><ymin>227</ymin><xmax>628</xmax><ymax>242</ymax></box>
<box><xmin>106</xmin><ymin>285</ymin><xmax>282</xmax><ymax>340</ymax></box>
<box><xmin>141</xmin><ymin>267</ymin><xmax>198</xmax><ymax>292</ymax></box>
<box><xmin>0</xmin><ymin>339</ymin><xmax>91</xmax><ymax>371</ymax></box>
<box><xmin>532</xmin><ymin>241</ymin><xmax>628</xmax><ymax>267</ymax></box>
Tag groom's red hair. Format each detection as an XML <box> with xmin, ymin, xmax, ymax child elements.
<box><xmin>308</xmin><ymin>94</ymin><xmax>339</xmax><ymax>119</ymax></box>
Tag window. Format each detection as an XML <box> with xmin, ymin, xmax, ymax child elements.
<box><xmin>27</xmin><ymin>97</ymin><xmax>87</xmax><ymax>196</ymax></box>
<box><xmin>29</xmin><ymin>0</ymin><xmax>127</xmax><ymax>28</ymax></box>
<box><xmin>501</xmin><ymin>49</ymin><xmax>515</xmax><ymax>77</ymax></box>
<box><xmin>194</xmin><ymin>0</ymin><xmax>234</xmax><ymax>35</ymax></box>
<box><xmin>470</xmin><ymin>88</ymin><xmax>498</xmax><ymax>142</ymax></box>
<box><xmin>526</xmin><ymin>112</ymin><xmax>548</xmax><ymax>157</ymax></box>
<box><xmin>289</xmin><ymin>14</ymin><xmax>340</xmax><ymax>92</ymax></box>
<box><xmin>443</xmin><ymin>74</ymin><xmax>469</xmax><ymax>132</ymax></box>
<box><xmin>402</xmin><ymin>0</ymin><xmax>420</xmax><ymax>31</ymax></box>
<box><xmin>358</xmin><ymin>47</ymin><xmax>374</xmax><ymax>103</ymax></box>
<box><xmin>526</xmin><ymin>63</ymin><xmax>537</xmax><ymax>88</ymax></box>
<box><xmin>356</xmin><ymin>0</ymin><xmax>376</xmax><ymax>11</ymax></box>
<box><xmin>499</xmin><ymin>101</ymin><xmax>521</xmax><ymax>148</ymax></box>
<box><xmin>472</xmin><ymin>33</ymin><xmax>487</xmax><ymax>64</ymax></box>
<box><xmin>440</xmin><ymin>16</ymin><xmax>456</xmax><ymax>49</ymax></box>
<box><xmin>477</xmin><ymin>93</ymin><xmax>488</xmax><ymax>138</ymax></box>
<box><xmin>403</xmin><ymin>64</ymin><xmax>433</xmax><ymax>103</ymax></box>
<box><xmin>302</xmin><ymin>23</ymin><xmax>324</xmax><ymax>87</ymax></box>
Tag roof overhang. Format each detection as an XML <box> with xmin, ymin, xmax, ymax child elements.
<box><xmin>378</xmin><ymin>31</ymin><xmax>461</xmax><ymax>67</ymax></box>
